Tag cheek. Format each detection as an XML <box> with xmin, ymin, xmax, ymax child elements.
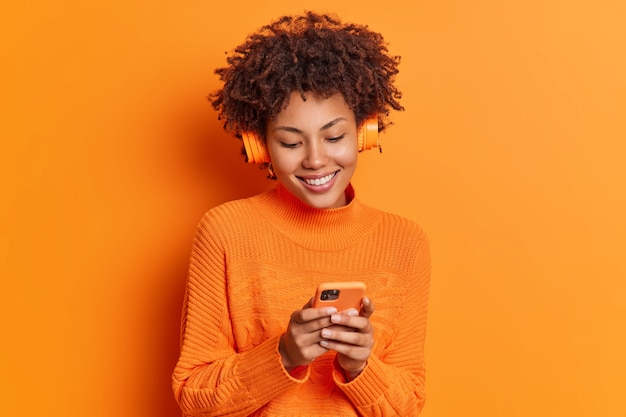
<box><xmin>335</xmin><ymin>147</ymin><xmax>358</xmax><ymax>167</ymax></box>
<box><xmin>269</xmin><ymin>149</ymin><xmax>298</xmax><ymax>174</ymax></box>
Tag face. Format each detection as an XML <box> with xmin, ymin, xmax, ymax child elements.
<box><xmin>266</xmin><ymin>92</ymin><xmax>359</xmax><ymax>209</ymax></box>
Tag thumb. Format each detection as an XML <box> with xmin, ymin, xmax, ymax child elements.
<box><xmin>359</xmin><ymin>296</ymin><xmax>375</xmax><ymax>318</ymax></box>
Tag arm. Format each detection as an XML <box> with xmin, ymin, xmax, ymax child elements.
<box><xmin>171</xmin><ymin>215</ymin><xmax>306</xmax><ymax>416</ymax></box>
<box><xmin>332</xmin><ymin>233</ymin><xmax>431</xmax><ymax>416</ymax></box>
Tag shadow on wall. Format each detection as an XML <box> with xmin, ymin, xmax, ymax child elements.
<box><xmin>179</xmin><ymin>98</ymin><xmax>275</xmax><ymax>207</ymax></box>
<box><xmin>150</xmin><ymin>258</ymin><xmax>188</xmax><ymax>417</ymax></box>
<box><xmin>145</xmin><ymin>96</ymin><xmax>272</xmax><ymax>417</ymax></box>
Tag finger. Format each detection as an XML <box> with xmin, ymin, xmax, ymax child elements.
<box><xmin>320</xmin><ymin>327</ymin><xmax>373</xmax><ymax>348</ymax></box>
<box><xmin>329</xmin><ymin>313</ymin><xmax>372</xmax><ymax>332</ymax></box>
<box><xmin>337</xmin><ymin>308</ymin><xmax>360</xmax><ymax>316</ymax></box>
<box><xmin>326</xmin><ymin>324</ymin><xmax>355</xmax><ymax>333</ymax></box>
<box><xmin>359</xmin><ymin>296</ymin><xmax>375</xmax><ymax>318</ymax></box>
<box><xmin>319</xmin><ymin>338</ymin><xmax>370</xmax><ymax>362</ymax></box>
<box><xmin>292</xmin><ymin>305</ymin><xmax>338</xmax><ymax>324</ymax></box>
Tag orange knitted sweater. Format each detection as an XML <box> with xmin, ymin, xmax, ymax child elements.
<box><xmin>172</xmin><ymin>184</ymin><xmax>430</xmax><ymax>416</ymax></box>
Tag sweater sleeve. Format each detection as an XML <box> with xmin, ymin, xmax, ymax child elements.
<box><xmin>333</xmin><ymin>230</ymin><xmax>431</xmax><ymax>416</ymax></box>
<box><xmin>171</xmin><ymin>214</ymin><xmax>308</xmax><ymax>416</ymax></box>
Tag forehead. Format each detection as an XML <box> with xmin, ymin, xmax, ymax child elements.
<box><xmin>273</xmin><ymin>91</ymin><xmax>355</xmax><ymax>126</ymax></box>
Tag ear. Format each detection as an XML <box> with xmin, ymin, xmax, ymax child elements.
<box><xmin>357</xmin><ymin>117</ymin><xmax>380</xmax><ymax>152</ymax></box>
<box><xmin>241</xmin><ymin>131</ymin><xmax>271</xmax><ymax>164</ymax></box>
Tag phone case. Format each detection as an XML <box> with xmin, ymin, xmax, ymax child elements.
<box><xmin>312</xmin><ymin>281</ymin><xmax>367</xmax><ymax>312</ymax></box>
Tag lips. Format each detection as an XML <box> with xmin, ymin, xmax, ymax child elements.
<box><xmin>292</xmin><ymin>169</ymin><xmax>347</xmax><ymax>207</ymax></box>
<box><xmin>300</xmin><ymin>171</ymin><xmax>337</xmax><ymax>186</ymax></box>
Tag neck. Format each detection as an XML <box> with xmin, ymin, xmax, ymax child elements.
<box><xmin>250</xmin><ymin>183</ymin><xmax>380</xmax><ymax>250</ymax></box>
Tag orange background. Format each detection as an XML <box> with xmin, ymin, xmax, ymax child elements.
<box><xmin>1</xmin><ymin>1</ymin><xmax>625</xmax><ymax>416</ymax></box>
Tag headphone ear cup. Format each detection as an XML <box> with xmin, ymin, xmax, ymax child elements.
<box><xmin>357</xmin><ymin>117</ymin><xmax>380</xmax><ymax>152</ymax></box>
<box><xmin>242</xmin><ymin>131</ymin><xmax>271</xmax><ymax>164</ymax></box>
<box><xmin>244</xmin><ymin>117</ymin><xmax>378</xmax><ymax>162</ymax></box>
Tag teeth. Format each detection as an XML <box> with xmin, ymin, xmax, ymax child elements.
<box><xmin>304</xmin><ymin>173</ymin><xmax>335</xmax><ymax>186</ymax></box>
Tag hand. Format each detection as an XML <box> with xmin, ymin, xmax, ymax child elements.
<box><xmin>319</xmin><ymin>297</ymin><xmax>375</xmax><ymax>380</ymax></box>
<box><xmin>279</xmin><ymin>299</ymin><xmax>337</xmax><ymax>372</ymax></box>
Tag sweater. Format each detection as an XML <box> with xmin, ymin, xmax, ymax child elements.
<box><xmin>172</xmin><ymin>183</ymin><xmax>430</xmax><ymax>416</ymax></box>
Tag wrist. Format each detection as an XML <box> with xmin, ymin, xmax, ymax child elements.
<box><xmin>344</xmin><ymin>364</ymin><xmax>366</xmax><ymax>381</ymax></box>
<box><xmin>278</xmin><ymin>334</ymin><xmax>295</xmax><ymax>372</ymax></box>
<box><xmin>334</xmin><ymin>355</ymin><xmax>367</xmax><ymax>381</ymax></box>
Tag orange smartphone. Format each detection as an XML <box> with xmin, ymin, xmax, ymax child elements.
<box><xmin>312</xmin><ymin>282</ymin><xmax>367</xmax><ymax>312</ymax></box>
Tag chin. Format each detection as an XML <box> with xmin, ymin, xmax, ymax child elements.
<box><xmin>306</xmin><ymin>200</ymin><xmax>339</xmax><ymax>210</ymax></box>
<box><xmin>282</xmin><ymin>175</ymin><xmax>350</xmax><ymax>209</ymax></box>
<box><xmin>301</xmin><ymin>192</ymin><xmax>346</xmax><ymax>209</ymax></box>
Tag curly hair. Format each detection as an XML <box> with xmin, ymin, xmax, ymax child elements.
<box><xmin>210</xmin><ymin>11</ymin><xmax>404</xmax><ymax>142</ymax></box>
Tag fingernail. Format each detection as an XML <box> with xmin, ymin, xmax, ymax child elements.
<box><xmin>325</xmin><ymin>307</ymin><xmax>337</xmax><ymax>315</ymax></box>
<box><xmin>321</xmin><ymin>328</ymin><xmax>331</xmax><ymax>337</ymax></box>
<box><xmin>320</xmin><ymin>340</ymin><xmax>329</xmax><ymax>348</ymax></box>
<box><xmin>331</xmin><ymin>314</ymin><xmax>341</xmax><ymax>323</ymax></box>
<box><xmin>347</xmin><ymin>309</ymin><xmax>359</xmax><ymax>316</ymax></box>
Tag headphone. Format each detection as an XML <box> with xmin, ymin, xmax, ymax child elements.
<box><xmin>241</xmin><ymin>116</ymin><xmax>380</xmax><ymax>164</ymax></box>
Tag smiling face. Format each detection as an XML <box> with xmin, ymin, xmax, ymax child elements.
<box><xmin>266</xmin><ymin>91</ymin><xmax>359</xmax><ymax>209</ymax></box>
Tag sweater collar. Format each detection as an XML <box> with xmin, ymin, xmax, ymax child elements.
<box><xmin>252</xmin><ymin>182</ymin><xmax>381</xmax><ymax>251</ymax></box>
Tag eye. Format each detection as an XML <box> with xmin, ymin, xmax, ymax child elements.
<box><xmin>327</xmin><ymin>134</ymin><xmax>345</xmax><ymax>143</ymax></box>
<box><xmin>280</xmin><ymin>142</ymin><xmax>299</xmax><ymax>149</ymax></box>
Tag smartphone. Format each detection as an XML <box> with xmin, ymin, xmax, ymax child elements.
<box><xmin>312</xmin><ymin>281</ymin><xmax>367</xmax><ymax>312</ymax></box>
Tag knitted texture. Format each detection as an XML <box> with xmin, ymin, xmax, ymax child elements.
<box><xmin>172</xmin><ymin>184</ymin><xmax>430</xmax><ymax>416</ymax></box>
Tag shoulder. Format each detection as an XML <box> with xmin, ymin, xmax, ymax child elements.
<box><xmin>361</xmin><ymin>203</ymin><xmax>431</xmax><ymax>269</ymax></box>
<box><xmin>194</xmin><ymin>192</ymin><xmax>269</xmax><ymax>238</ymax></box>
<box><xmin>365</xmin><ymin>203</ymin><xmax>429</xmax><ymax>244</ymax></box>
<box><xmin>356</xmin><ymin>203</ymin><xmax>431</xmax><ymax>282</ymax></box>
<box><xmin>202</xmin><ymin>195</ymin><xmax>260</xmax><ymax>221</ymax></box>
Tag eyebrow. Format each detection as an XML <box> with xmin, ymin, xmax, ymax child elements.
<box><xmin>273</xmin><ymin>117</ymin><xmax>348</xmax><ymax>134</ymax></box>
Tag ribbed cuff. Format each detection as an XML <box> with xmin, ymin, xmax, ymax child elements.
<box><xmin>333</xmin><ymin>355</ymin><xmax>389</xmax><ymax>406</ymax></box>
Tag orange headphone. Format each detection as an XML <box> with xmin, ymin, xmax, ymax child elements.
<box><xmin>241</xmin><ymin>117</ymin><xmax>380</xmax><ymax>164</ymax></box>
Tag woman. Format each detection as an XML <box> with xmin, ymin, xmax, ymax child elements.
<box><xmin>172</xmin><ymin>11</ymin><xmax>430</xmax><ymax>416</ymax></box>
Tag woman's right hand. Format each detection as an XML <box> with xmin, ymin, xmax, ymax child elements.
<box><xmin>279</xmin><ymin>299</ymin><xmax>337</xmax><ymax>371</ymax></box>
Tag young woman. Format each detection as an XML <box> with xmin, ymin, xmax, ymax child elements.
<box><xmin>172</xmin><ymin>11</ymin><xmax>430</xmax><ymax>416</ymax></box>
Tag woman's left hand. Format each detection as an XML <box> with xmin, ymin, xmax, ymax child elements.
<box><xmin>319</xmin><ymin>296</ymin><xmax>375</xmax><ymax>380</ymax></box>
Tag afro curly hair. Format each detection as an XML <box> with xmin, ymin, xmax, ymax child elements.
<box><xmin>209</xmin><ymin>11</ymin><xmax>404</xmax><ymax>144</ymax></box>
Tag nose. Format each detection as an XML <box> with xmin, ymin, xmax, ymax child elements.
<box><xmin>302</xmin><ymin>140</ymin><xmax>329</xmax><ymax>169</ymax></box>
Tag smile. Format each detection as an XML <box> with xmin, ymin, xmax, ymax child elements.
<box><xmin>301</xmin><ymin>172</ymin><xmax>337</xmax><ymax>186</ymax></box>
